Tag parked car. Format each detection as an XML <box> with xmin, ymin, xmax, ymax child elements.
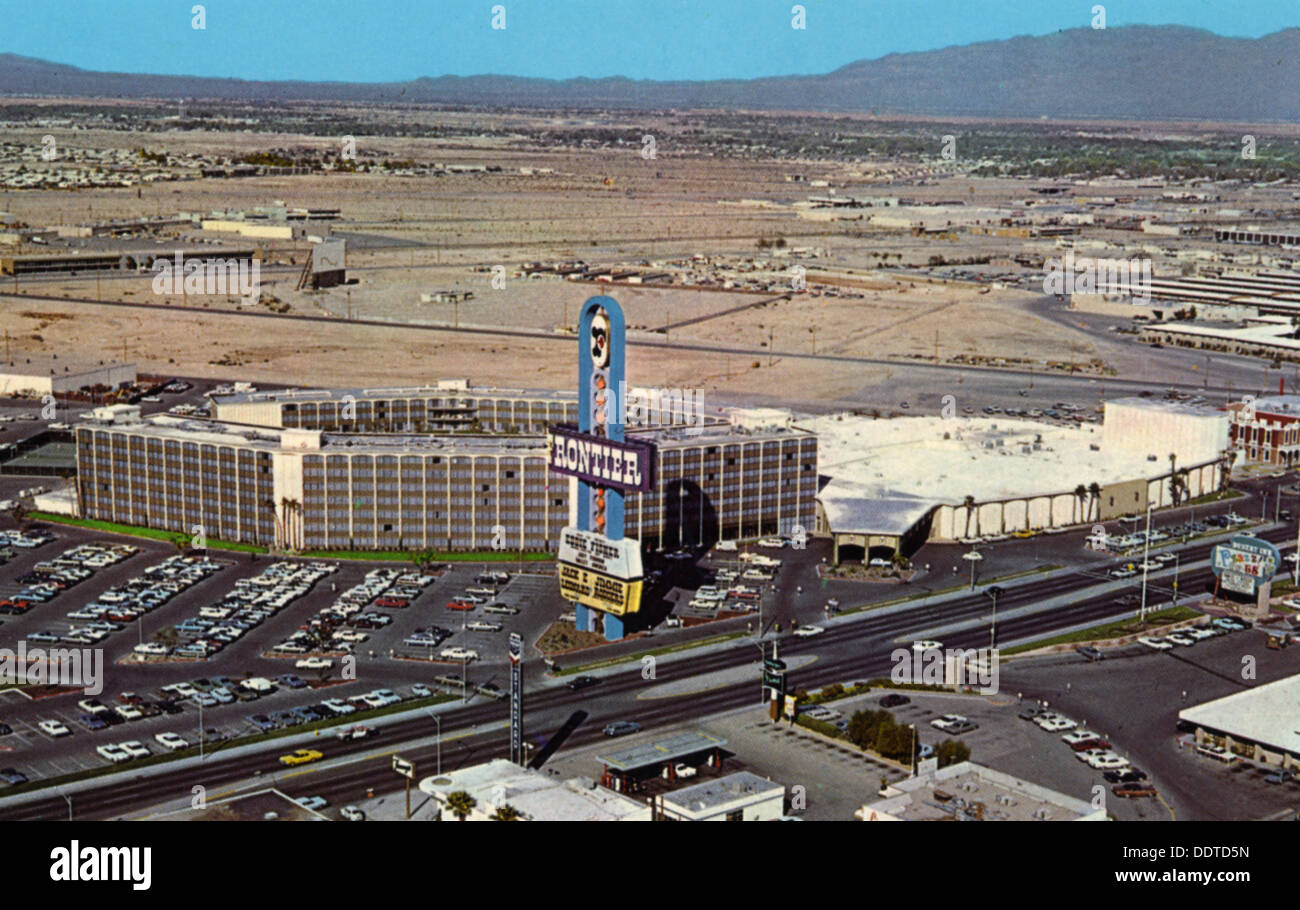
<box><xmin>38</xmin><ymin>719</ymin><xmax>71</xmax><ymax>737</ymax></box>
<box><xmin>1075</xmin><ymin>645</ymin><xmax>1104</xmax><ymax>661</ymax></box>
<box><xmin>879</xmin><ymin>694</ymin><xmax>911</xmax><ymax>708</ymax></box>
<box><xmin>567</xmin><ymin>675</ymin><xmax>600</xmax><ymax>691</ymax></box>
<box><xmin>154</xmin><ymin>732</ymin><xmax>190</xmax><ymax>751</ymax></box>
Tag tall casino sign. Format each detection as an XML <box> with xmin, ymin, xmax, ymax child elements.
<box><xmin>546</xmin><ymin>296</ymin><xmax>652</xmax><ymax>641</ymax></box>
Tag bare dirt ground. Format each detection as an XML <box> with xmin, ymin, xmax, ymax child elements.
<box><xmin>0</xmin><ymin>120</ymin><xmax>1126</xmax><ymax>405</ymax></box>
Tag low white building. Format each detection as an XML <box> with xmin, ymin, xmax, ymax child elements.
<box><xmin>856</xmin><ymin>761</ymin><xmax>1107</xmax><ymax>821</ymax></box>
<box><xmin>659</xmin><ymin>771</ymin><xmax>786</xmax><ymax>821</ymax></box>
<box><xmin>419</xmin><ymin>759</ymin><xmax>650</xmax><ymax>821</ymax></box>
<box><xmin>0</xmin><ymin>360</ymin><xmax>135</xmax><ymax>397</ymax></box>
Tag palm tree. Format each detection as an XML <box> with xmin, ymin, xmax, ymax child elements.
<box><xmin>491</xmin><ymin>803</ymin><xmax>522</xmax><ymax>821</ymax></box>
<box><xmin>1087</xmin><ymin>483</ymin><xmax>1102</xmax><ymax>522</ymax></box>
<box><xmin>8</xmin><ymin>502</ymin><xmax>28</xmax><ymax>530</ymax></box>
<box><xmin>446</xmin><ymin>791</ymin><xmax>477</xmax><ymax>821</ymax></box>
<box><xmin>1073</xmin><ymin>485</ymin><xmax>1088</xmax><ymax>524</ymax></box>
<box><xmin>962</xmin><ymin>495</ymin><xmax>976</xmax><ymax>540</ymax></box>
<box><xmin>263</xmin><ymin>498</ymin><xmax>281</xmax><ymax>548</ymax></box>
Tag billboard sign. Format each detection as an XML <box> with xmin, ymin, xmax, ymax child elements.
<box><xmin>558</xmin><ymin>563</ymin><xmax>643</xmax><ymax>615</ymax></box>
<box><xmin>546</xmin><ymin>424</ymin><xmax>656</xmax><ymax>493</ymax></box>
<box><xmin>558</xmin><ymin>527</ymin><xmax>643</xmax><ymax>580</ymax></box>
<box><xmin>312</xmin><ymin>239</ymin><xmax>345</xmax><ymax>273</ymax></box>
<box><xmin>1211</xmin><ymin>535</ymin><xmax>1279</xmax><ymax>594</ymax></box>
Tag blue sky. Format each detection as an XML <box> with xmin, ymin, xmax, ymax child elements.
<box><xmin>0</xmin><ymin>0</ymin><xmax>1292</xmax><ymax>82</ymax></box>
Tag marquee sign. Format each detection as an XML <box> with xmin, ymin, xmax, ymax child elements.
<box><xmin>546</xmin><ymin>424</ymin><xmax>656</xmax><ymax>493</ymax></box>
<box><xmin>1211</xmin><ymin>535</ymin><xmax>1279</xmax><ymax>596</ymax></box>
<box><xmin>558</xmin><ymin>527</ymin><xmax>643</xmax><ymax>579</ymax></box>
<box><xmin>558</xmin><ymin>563</ymin><xmax>644</xmax><ymax>616</ymax></box>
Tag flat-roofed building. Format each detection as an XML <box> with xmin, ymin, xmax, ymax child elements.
<box><xmin>856</xmin><ymin>761</ymin><xmax>1107</xmax><ymax>821</ymax></box>
<box><xmin>659</xmin><ymin>772</ymin><xmax>786</xmax><ymax>821</ymax></box>
<box><xmin>1178</xmin><ymin>673</ymin><xmax>1300</xmax><ymax>769</ymax></box>
<box><xmin>418</xmin><ymin>759</ymin><xmax>651</xmax><ymax>821</ymax></box>
<box><xmin>0</xmin><ymin>359</ymin><xmax>135</xmax><ymax>397</ymax></box>
<box><xmin>74</xmin><ymin>399</ymin><xmax>817</xmax><ymax>553</ymax></box>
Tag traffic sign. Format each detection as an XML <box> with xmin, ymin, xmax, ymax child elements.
<box><xmin>392</xmin><ymin>755</ymin><xmax>415</xmax><ymax>779</ymax></box>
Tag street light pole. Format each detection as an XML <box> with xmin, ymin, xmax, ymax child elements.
<box><xmin>986</xmin><ymin>586</ymin><xmax>1003</xmax><ymax>650</ymax></box>
<box><xmin>1139</xmin><ymin>504</ymin><xmax>1153</xmax><ymax>628</ymax></box>
<box><xmin>428</xmin><ymin>709</ymin><xmax>441</xmax><ymax>776</ymax></box>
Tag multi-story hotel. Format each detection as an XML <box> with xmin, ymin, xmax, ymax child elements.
<box><xmin>73</xmin><ymin>397</ymin><xmax>818</xmax><ymax>553</ymax></box>
<box><xmin>210</xmin><ymin>379</ymin><xmax>581</xmax><ymax>435</ymax></box>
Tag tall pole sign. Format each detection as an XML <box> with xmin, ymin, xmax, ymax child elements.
<box><xmin>548</xmin><ymin>296</ymin><xmax>650</xmax><ymax>641</ymax></box>
<box><xmin>509</xmin><ymin>631</ymin><xmax>523</xmax><ymax>765</ymax></box>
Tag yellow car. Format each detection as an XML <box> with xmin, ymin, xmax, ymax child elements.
<box><xmin>1012</xmin><ymin>529</ymin><xmax>1036</xmax><ymax>539</ymax></box>
<box><xmin>279</xmin><ymin>749</ymin><xmax>323</xmax><ymax>767</ymax></box>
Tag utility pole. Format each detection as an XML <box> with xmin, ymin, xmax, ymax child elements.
<box><xmin>768</xmin><ymin>327</ymin><xmax>774</xmax><ymax>367</ymax></box>
<box><xmin>1139</xmin><ymin>504</ymin><xmax>1153</xmax><ymax>628</ymax></box>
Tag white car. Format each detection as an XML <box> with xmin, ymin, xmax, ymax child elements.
<box><xmin>440</xmin><ymin>647</ymin><xmax>479</xmax><ymax>661</ymax></box>
<box><xmin>321</xmin><ymin>698</ymin><xmax>356</xmax><ymax>716</ymax></box>
<box><xmin>465</xmin><ymin>621</ymin><xmax>503</xmax><ymax>632</ymax></box>
<box><xmin>38</xmin><ymin>719</ymin><xmax>71</xmax><ymax>737</ymax></box>
<box><xmin>912</xmin><ymin>640</ymin><xmax>942</xmax><ymax>652</ymax></box>
<box><xmin>341</xmin><ymin>805</ymin><xmax>366</xmax><ymax>821</ymax></box>
<box><xmin>1037</xmin><ymin>715</ymin><xmax>1078</xmax><ymax>732</ymax></box>
<box><xmin>674</xmin><ymin>762</ymin><xmax>698</xmax><ymax>779</ymax></box>
<box><xmin>1138</xmin><ymin>636</ymin><xmax>1173</xmax><ymax>651</ymax></box>
<box><xmin>930</xmin><ymin>714</ymin><xmax>968</xmax><ymax>731</ymax></box>
<box><xmin>1061</xmin><ymin>729</ymin><xmax>1098</xmax><ymax>745</ymax></box>
<box><xmin>133</xmin><ymin>642</ymin><xmax>169</xmax><ymax>656</ymax></box>
<box><xmin>1185</xmin><ymin>627</ymin><xmax>1217</xmax><ymax>641</ymax></box>
<box><xmin>792</xmin><ymin>625</ymin><xmax>824</xmax><ymax>638</ymax></box>
<box><xmin>96</xmin><ymin>744</ymin><xmax>131</xmax><ymax>764</ymax></box>
<box><xmin>756</xmin><ymin>537</ymin><xmax>786</xmax><ymax>548</ymax></box>
<box><xmin>115</xmin><ymin>705</ymin><xmax>143</xmax><ymax>721</ymax></box>
<box><xmin>119</xmin><ymin>740</ymin><xmax>151</xmax><ymax>760</ymax></box>
<box><xmin>1165</xmin><ymin>632</ymin><xmax>1195</xmax><ymax>647</ymax></box>
<box><xmin>295</xmin><ymin>657</ymin><xmax>333</xmax><ymax>670</ymax></box>
<box><xmin>154</xmin><ymin>732</ymin><xmax>190</xmax><ymax>751</ymax></box>
<box><xmin>1087</xmin><ymin>752</ymin><xmax>1131</xmax><ymax>770</ymax></box>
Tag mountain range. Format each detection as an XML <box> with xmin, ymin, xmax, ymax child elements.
<box><xmin>1</xmin><ymin>25</ymin><xmax>1297</xmax><ymax>121</ymax></box>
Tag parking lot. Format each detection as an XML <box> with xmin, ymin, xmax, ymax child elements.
<box><xmin>0</xmin><ymin>512</ymin><xmax>567</xmax><ymax>788</ymax></box>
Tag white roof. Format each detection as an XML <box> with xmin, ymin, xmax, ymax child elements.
<box><xmin>805</xmin><ymin>413</ymin><xmax>1196</xmax><ymax>514</ymax></box>
<box><xmin>1178</xmin><ymin>673</ymin><xmax>1300</xmax><ymax>755</ymax></box>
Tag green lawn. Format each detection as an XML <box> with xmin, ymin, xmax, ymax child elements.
<box><xmin>27</xmin><ymin>513</ymin><xmax>265</xmax><ymax>553</ymax></box>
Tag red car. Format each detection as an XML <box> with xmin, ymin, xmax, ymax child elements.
<box><xmin>731</xmin><ymin>591</ymin><xmax>760</xmax><ymax>600</ymax></box>
<box><xmin>374</xmin><ymin>597</ymin><xmax>409</xmax><ymax>608</ymax></box>
<box><xmin>446</xmin><ymin>600</ymin><xmax>474</xmax><ymax>611</ymax></box>
<box><xmin>1112</xmin><ymin>782</ymin><xmax>1158</xmax><ymax>798</ymax></box>
<box><xmin>1071</xmin><ymin>738</ymin><xmax>1112</xmax><ymax>752</ymax></box>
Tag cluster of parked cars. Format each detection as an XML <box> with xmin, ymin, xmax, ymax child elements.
<box><xmin>38</xmin><ymin>552</ymin><xmax>211</xmax><ymax>652</ymax></box>
<box><xmin>404</xmin><ymin>624</ymin><xmax>454</xmax><ymax>651</ymax></box>
<box><xmin>165</xmin><ymin>560</ymin><xmax>333</xmax><ymax>659</ymax></box>
<box><xmin>1021</xmin><ymin>704</ymin><xmax>1155</xmax><ymax>796</ymax></box>
<box><xmin>446</xmin><ymin>571</ymin><xmax>512</xmax><ymax>612</ymax></box>
<box><xmin>0</xmin><ymin>528</ymin><xmax>53</xmax><ymax>550</ymax></box>
<box><xmin>276</xmin><ymin>566</ymin><xmax>430</xmax><ymax>656</ymax></box>
<box><xmin>0</xmin><ymin>541</ymin><xmax>130</xmax><ymax>618</ymax></box>
<box><xmin>1138</xmin><ymin>617</ymin><xmax>1246</xmax><ymax>651</ymax></box>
